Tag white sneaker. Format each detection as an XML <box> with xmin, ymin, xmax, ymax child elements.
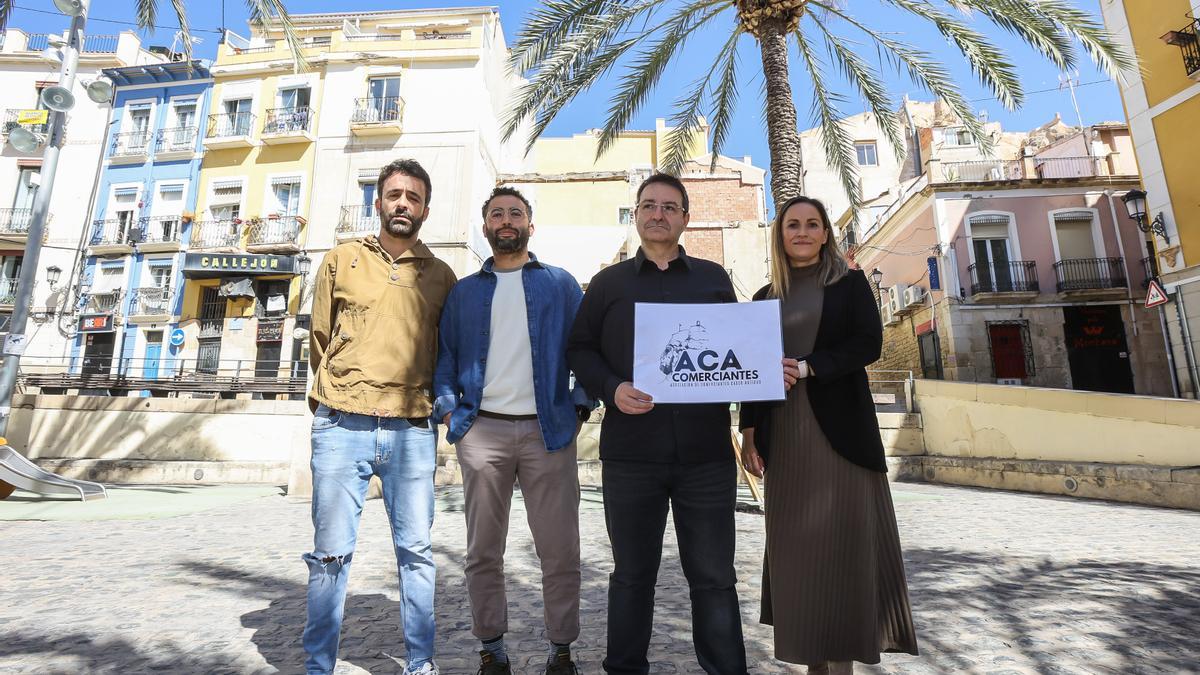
<box><xmin>406</xmin><ymin>662</ymin><xmax>439</xmax><ymax>675</ymax></box>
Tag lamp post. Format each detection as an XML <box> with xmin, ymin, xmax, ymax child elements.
<box><xmin>0</xmin><ymin>0</ymin><xmax>91</xmax><ymax>436</ymax></box>
<box><xmin>1121</xmin><ymin>189</ymin><xmax>1170</xmax><ymax>244</ymax></box>
<box><xmin>46</xmin><ymin>265</ymin><xmax>63</xmax><ymax>289</ymax></box>
<box><xmin>870</xmin><ymin>267</ymin><xmax>884</xmax><ymax>309</ymax></box>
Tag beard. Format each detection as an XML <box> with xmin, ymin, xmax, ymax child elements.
<box><xmin>382</xmin><ymin>209</ymin><xmax>424</xmax><ymax>239</ymax></box>
<box><xmin>486</xmin><ymin>226</ymin><xmax>529</xmax><ymax>254</ymax></box>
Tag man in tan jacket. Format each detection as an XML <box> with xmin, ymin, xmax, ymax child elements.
<box><xmin>303</xmin><ymin>159</ymin><xmax>456</xmax><ymax>675</ymax></box>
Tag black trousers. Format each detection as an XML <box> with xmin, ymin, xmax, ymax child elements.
<box><xmin>601</xmin><ymin>459</ymin><xmax>748</xmax><ymax>675</ymax></box>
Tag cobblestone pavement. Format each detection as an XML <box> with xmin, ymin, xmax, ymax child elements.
<box><xmin>2</xmin><ymin>482</ymin><xmax>1198</xmax><ymax>674</ymax></box>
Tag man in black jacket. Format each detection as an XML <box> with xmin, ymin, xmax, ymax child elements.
<box><xmin>568</xmin><ymin>174</ymin><xmax>779</xmax><ymax>674</ymax></box>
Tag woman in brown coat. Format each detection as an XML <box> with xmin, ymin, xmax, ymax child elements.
<box><xmin>740</xmin><ymin>196</ymin><xmax>919</xmax><ymax>673</ymax></box>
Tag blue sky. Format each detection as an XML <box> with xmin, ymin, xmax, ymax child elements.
<box><xmin>8</xmin><ymin>0</ymin><xmax>1126</xmax><ymax>174</ymax></box>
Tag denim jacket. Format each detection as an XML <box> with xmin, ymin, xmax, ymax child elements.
<box><xmin>433</xmin><ymin>253</ymin><xmax>593</xmax><ymax>452</ymax></box>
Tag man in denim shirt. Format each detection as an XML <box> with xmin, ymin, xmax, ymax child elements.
<box><xmin>434</xmin><ymin>186</ymin><xmax>592</xmax><ymax>675</ymax></box>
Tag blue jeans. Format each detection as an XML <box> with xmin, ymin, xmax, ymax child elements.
<box><xmin>303</xmin><ymin>404</ymin><xmax>438</xmax><ymax>675</ymax></box>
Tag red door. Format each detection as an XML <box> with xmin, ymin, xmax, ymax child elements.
<box><xmin>988</xmin><ymin>324</ymin><xmax>1027</xmax><ymax>379</ymax></box>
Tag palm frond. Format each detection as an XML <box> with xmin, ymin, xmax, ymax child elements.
<box><xmin>244</xmin><ymin>0</ymin><xmax>308</xmax><ymax>72</ymax></box>
<box><xmin>597</xmin><ymin>0</ymin><xmax>729</xmax><ymax>158</ymax></box>
<box><xmin>502</xmin><ymin>0</ymin><xmax>664</xmax><ymax>143</ymax></box>
<box><xmin>942</xmin><ymin>0</ymin><xmax>1075</xmax><ymax>74</ymax></box>
<box><xmin>659</xmin><ymin>27</ymin><xmax>742</xmax><ymax>176</ymax></box>
<box><xmin>134</xmin><ymin>0</ymin><xmax>158</xmax><ymax>34</ymax></box>
<box><xmin>808</xmin><ymin>14</ymin><xmax>904</xmax><ymax>159</ymax></box>
<box><xmin>795</xmin><ymin>24</ymin><xmax>862</xmax><ymax>221</ymax></box>
<box><xmin>888</xmin><ymin>0</ymin><xmax>1023</xmax><ymax>111</ymax></box>
<box><xmin>1009</xmin><ymin>0</ymin><xmax>1137</xmax><ymax>82</ymax></box>
<box><xmin>167</xmin><ymin>0</ymin><xmax>193</xmax><ymax>63</ymax></box>
<box><xmin>508</xmin><ymin>0</ymin><xmax>619</xmax><ymax>74</ymax></box>
<box><xmin>707</xmin><ymin>29</ymin><xmax>742</xmax><ymax>172</ymax></box>
<box><xmin>0</xmin><ymin>0</ymin><xmax>11</xmax><ymax>31</ymax></box>
<box><xmin>812</xmin><ymin>2</ymin><xmax>991</xmax><ymax>155</ymax></box>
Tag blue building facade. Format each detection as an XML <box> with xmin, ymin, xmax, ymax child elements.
<box><xmin>74</xmin><ymin>62</ymin><xmax>212</xmax><ymax>385</ymax></box>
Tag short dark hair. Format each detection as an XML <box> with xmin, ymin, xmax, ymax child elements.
<box><xmin>635</xmin><ymin>173</ymin><xmax>689</xmax><ymax>213</ymax></box>
<box><xmin>481</xmin><ymin>186</ymin><xmax>532</xmax><ymax>220</ymax></box>
<box><xmin>377</xmin><ymin>159</ymin><xmax>432</xmax><ymax>206</ymax></box>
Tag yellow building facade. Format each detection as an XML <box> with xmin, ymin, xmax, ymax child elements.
<box><xmin>1100</xmin><ymin>0</ymin><xmax>1200</xmax><ymax>397</ymax></box>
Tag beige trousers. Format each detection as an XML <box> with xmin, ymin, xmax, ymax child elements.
<box><xmin>455</xmin><ymin>415</ymin><xmax>581</xmax><ymax>643</ymax></box>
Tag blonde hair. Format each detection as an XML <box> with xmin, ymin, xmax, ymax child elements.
<box><xmin>767</xmin><ymin>195</ymin><xmax>849</xmax><ymax>298</ymax></box>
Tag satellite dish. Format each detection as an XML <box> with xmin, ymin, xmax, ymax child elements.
<box><xmin>53</xmin><ymin>0</ymin><xmax>83</xmax><ymax>16</ymax></box>
<box><xmin>41</xmin><ymin>86</ymin><xmax>75</xmax><ymax>112</ymax></box>
<box><xmin>86</xmin><ymin>79</ymin><xmax>114</xmax><ymax>104</ymax></box>
<box><xmin>7</xmin><ymin>126</ymin><xmax>43</xmax><ymax>154</ymax></box>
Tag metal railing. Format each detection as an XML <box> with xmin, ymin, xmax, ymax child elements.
<box><xmin>345</xmin><ymin>33</ymin><xmax>402</xmax><ymax>42</ymax></box>
<box><xmin>90</xmin><ymin>219</ymin><xmax>135</xmax><ymax>246</ymax></box>
<box><xmin>417</xmin><ymin>31</ymin><xmax>471</xmax><ymax>40</ymax></box>
<box><xmin>1173</xmin><ymin>18</ymin><xmax>1200</xmax><ymax>77</ymax></box>
<box><xmin>110</xmin><ymin>130</ymin><xmax>152</xmax><ymax>157</ymax></box>
<box><xmin>25</xmin><ymin>34</ymin><xmax>119</xmax><ymax>53</ymax></box>
<box><xmin>968</xmin><ymin>260</ymin><xmax>1039</xmax><ymax>295</ymax></box>
<box><xmin>190</xmin><ymin>220</ymin><xmax>241</xmax><ymax>249</ymax></box>
<box><xmin>247</xmin><ymin>217</ymin><xmax>302</xmax><ymax>247</ymax></box>
<box><xmin>82</xmin><ymin>291</ymin><xmax>122</xmax><ymax>314</ymax></box>
<box><xmin>17</xmin><ymin>356</ymin><xmax>308</xmax><ymax>394</ymax></box>
<box><xmin>206</xmin><ymin>112</ymin><xmax>256</xmax><ymax>139</ymax></box>
<box><xmin>230</xmin><ymin>43</ymin><xmax>277</xmax><ymax>54</ymax></box>
<box><xmin>139</xmin><ymin>216</ymin><xmax>182</xmax><ymax>244</ymax></box>
<box><xmin>1034</xmin><ymin>156</ymin><xmax>1099</xmax><ymax>179</ymax></box>
<box><xmin>941</xmin><ymin>160</ymin><xmax>1024</xmax><ymax>182</ymax></box>
<box><xmin>128</xmin><ymin>287</ymin><xmax>173</xmax><ymax>316</ymax></box>
<box><xmin>1140</xmin><ymin>255</ymin><xmax>1160</xmax><ymax>288</ymax></box>
<box><xmin>262</xmin><ymin>106</ymin><xmax>313</xmax><ymax>134</ymax></box>
<box><xmin>352</xmin><ymin>96</ymin><xmax>405</xmax><ymax>124</ymax></box>
<box><xmin>3</xmin><ymin>108</ymin><xmax>49</xmax><ymax>136</ymax></box>
<box><xmin>0</xmin><ymin>278</ymin><xmax>18</xmax><ymax>305</ymax></box>
<box><xmin>0</xmin><ymin>208</ymin><xmax>33</xmax><ymax>234</ymax></box>
<box><xmin>155</xmin><ymin>126</ymin><xmax>198</xmax><ymax>153</ymax></box>
<box><xmin>337</xmin><ymin>205</ymin><xmax>377</xmax><ymax>236</ymax></box>
<box><xmin>1053</xmin><ymin>257</ymin><xmax>1126</xmax><ymax>292</ymax></box>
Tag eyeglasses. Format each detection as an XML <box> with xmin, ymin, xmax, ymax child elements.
<box><xmin>637</xmin><ymin>201</ymin><xmax>684</xmax><ymax>217</ymax></box>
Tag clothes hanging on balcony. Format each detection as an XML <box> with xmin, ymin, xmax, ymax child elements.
<box><xmin>218</xmin><ymin>277</ymin><xmax>255</xmax><ymax>298</ymax></box>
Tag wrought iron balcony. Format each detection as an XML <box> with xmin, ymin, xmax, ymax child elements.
<box><xmin>351</xmin><ymin>97</ymin><xmax>405</xmax><ymax>135</ymax></box>
<box><xmin>82</xmin><ymin>290</ymin><xmax>122</xmax><ymax>315</ymax></box>
<box><xmin>1033</xmin><ymin>156</ymin><xmax>1100</xmax><ymax>179</ymax></box>
<box><xmin>337</xmin><ymin>205</ymin><xmax>378</xmax><ymax>238</ymax></box>
<box><xmin>110</xmin><ymin>130</ymin><xmax>152</xmax><ymax>159</ymax></box>
<box><xmin>90</xmin><ymin>219</ymin><xmax>136</xmax><ymax>247</ymax></box>
<box><xmin>138</xmin><ymin>216</ymin><xmax>183</xmax><ymax>246</ymax></box>
<box><xmin>940</xmin><ymin>160</ymin><xmax>1024</xmax><ymax>182</ymax></box>
<box><xmin>262</xmin><ymin>107</ymin><xmax>313</xmax><ymax>136</ymax></box>
<box><xmin>205</xmin><ymin>112</ymin><xmax>256</xmax><ymax>147</ymax></box>
<box><xmin>25</xmin><ymin>33</ymin><xmax>118</xmax><ymax>53</ymax></box>
<box><xmin>190</xmin><ymin>220</ymin><xmax>241</xmax><ymax>250</ymax></box>
<box><xmin>247</xmin><ymin>216</ymin><xmax>303</xmax><ymax>249</ymax></box>
<box><xmin>2</xmin><ymin>108</ymin><xmax>49</xmax><ymax>136</ymax></box>
<box><xmin>1164</xmin><ymin>18</ymin><xmax>1200</xmax><ymax>78</ymax></box>
<box><xmin>0</xmin><ymin>208</ymin><xmax>34</xmax><ymax>235</ymax></box>
<box><xmin>0</xmin><ymin>278</ymin><xmax>18</xmax><ymax>306</ymax></box>
<box><xmin>1140</xmin><ymin>255</ymin><xmax>1160</xmax><ymax>288</ymax></box>
<box><xmin>128</xmin><ymin>287</ymin><xmax>173</xmax><ymax>317</ymax></box>
<box><xmin>1053</xmin><ymin>257</ymin><xmax>1126</xmax><ymax>293</ymax></box>
<box><xmin>154</xmin><ymin>126</ymin><xmax>199</xmax><ymax>154</ymax></box>
<box><xmin>968</xmin><ymin>261</ymin><xmax>1039</xmax><ymax>295</ymax></box>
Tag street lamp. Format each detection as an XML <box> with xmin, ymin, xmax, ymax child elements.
<box><xmin>1121</xmin><ymin>189</ymin><xmax>1170</xmax><ymax>244</ymax></box>
<box><xmin>870</xmin><ymin>268</ymin><xmax>883</xmax><ymax>287</ymax></box>
<box><xmin>296</xmin><ymin>253</ymin><xmax>312</xmax><ymax>278</ymax></box>
<box><xmin>46</xmin><ymin>265</ymin><xmax>62</xmax><ymax>289</ymax></box>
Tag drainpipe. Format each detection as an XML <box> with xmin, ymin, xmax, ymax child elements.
<box><xmin>1175</xmin><ymin>289</ymin><xmax>1200</xmax><ymax>399</ymax></box>
<box><xmin>1103</xmin><ymin>190</ymin><xmax>1137</xmax><ymax>337</ymax></box>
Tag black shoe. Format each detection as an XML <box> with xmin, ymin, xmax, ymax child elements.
<box><xmin>544</xmin><ymin>649</ymin><xmax>579</xmax><ymax>675</ymax></box>
<box><xmin>477</xmin><ymin>651</ymin><xmax>512</xmax><ymax>675</ymax></box>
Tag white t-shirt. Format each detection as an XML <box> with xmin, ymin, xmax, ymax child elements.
<box><xmin>480</xmin><ymin>268</ymin><xmax>537</xmax><ymax>415</ymax></box>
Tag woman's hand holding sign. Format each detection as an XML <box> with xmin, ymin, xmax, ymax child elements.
<box><xmin>615</xmin><ymin>381</ymin><xmax>654</xmax><ymax>414</ymax></box>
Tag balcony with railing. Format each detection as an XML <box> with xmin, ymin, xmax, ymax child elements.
<box><xmin>1140</xmin><ymin>255</ymin><xmax>1160</xmax><ymax>289</ymax></box>
<box><xmin>350</xmin><ymin>97</ymin><xmax>405</xmax><ymax>136</ymax></box>
<box><xmin>25</xmin><ymin>33</ymin><xmax>119</xmax><ymax>53</ymax></box>
<box><xmin>261</xmin><ymin>107</ymin><xmax>314</xmax><ymax>144</ymax></box>
<box><xmin>127</xmin><ymin>287</ymin><xmax>174</xmax><ymax>320</ymax></box>
<box><xmin>0</xmin><ymin>278</ymin><xmax>18</xmax><ymax>306</ymax></box>
<box><xmin>137</xmin><ymin>216</ymin><xmax>183</xmax><ymax>252</ymax></box>
<box><xmin>1163</xmin><ymin>18</ymin><xmax>1200</xmax><ymax>79</ymax></box>
<box><xmin>337</xmin><ymin>205</ymin><xmax>378</xmax><ymax>239</ymax></box>
<box><xmin>0</xmin><ymin>208</ymin><xmax>35</xmax><ymax>237</ymax></box>
<box><xmin>1033</xmin><ymin>156</ymin><xmax>1102</xmax><ymax>179</ymax></box>
<box><xmin>937</xmin><ymin>159</ymin><xmax>1025</xmax><ymax>183</ymax></box>
<box><xmin>190</xmin><ymin>220</ymin><xmax>241</xmax><ymax>250</ymax></box>
<box><xmin>154</xmin><ymin>126</ymin><xmax>199</xmax><ymax>158</ymax></box>
<box><xmin>82</xmin><ymin>290</ymin><xmax>122</xmax><ymax>316</ymax></box>
<box><xmin>968</xmin><ymin>261</ymin><xmax>1039</xmax><ymax>299</ymax></box>
<box><xmin>247</xmin><ymin>216</ymin><xmax>304</xmax><ymax>253</ymax></box>
<box><xmin>109</xmin><ymin>130</ymin><xmax>152</xmax><ymax>163</ymax></box>
<box><xmin>1053</xmin><ymin>257</ymin><xmax>1127</xmax><ymax>295</ymax></box>
<box><xmin>205</xmin><ymin>112</ymin><xmax>256</xmax><ymax>149</ymax></box>
<box><xmin>3</xmin><ymin>108</ymin><xmax>49</xmax><ymax>137</ymax></box>
<box><xmin>88</xmin><ymin>219</ymin><xmax>135</xmax><ymax>254</ymax></box>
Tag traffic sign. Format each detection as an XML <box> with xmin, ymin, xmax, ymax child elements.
<box><xmin>169</xmin><ymin>328</ymin><xmax>186</xmax><ymax>347</ymax></box>
<box><xmin>1145</xmin><ymin>279</ymin><xmax>1168</xmax><ymax>309</ymax></box>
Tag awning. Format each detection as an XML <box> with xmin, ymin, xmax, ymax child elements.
<box><xmin>528</xmin><ymin>226</ymin><xmax>628</xmax><ymax>286</ymax></box>
<box><xmin>211</xmin><ymin>179</ymin><xmax>243</xmax><ymax>191</ymax></box>
<box><xmin>968</xmin><ymin>213</ymin><xmax>1010</xmax><ymax>225</ymax></box>
<box><xmin>357</xmin><ymin>167</ymin><xmax>380</xmax><ymax>182</ymax></box>
<box><xmin>270</xmin><ymin>175</ymin><xmax>301</xmax><ymax>186</ymax></box>
<box><xmin>1053</xmin><ymin>210</ymin><xmax>1094</xmax><ymax>222</ymax></box>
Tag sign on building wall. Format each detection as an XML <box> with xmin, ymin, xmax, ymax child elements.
<box><xmin>183</xmin><ymin>253</ymin><xmax>297</xmax><ymax>276</ymax></box>
<box><xmin>79</xmin><ymin>315</ymin><xmax>114</xmax><ymax>332</ymax></box>
<box><xmin>927</xmin><ymin>256</ymin><xmax>941</xmax><ymax>291</ymax></box>
<box><xmin>257</xmin><ymin>319</ymin><xmax>284</xmax><ymax>343</ymax></box>
<box><xmin>17</xmin><ymin>109</ymin><xmax>49</xmax><ymax>125</ymax></box>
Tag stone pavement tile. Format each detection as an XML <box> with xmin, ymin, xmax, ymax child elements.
<box><xmin>2</xmin><ymin>483</ymin><xmax>1199</xmax><ymax>673</ymax></box>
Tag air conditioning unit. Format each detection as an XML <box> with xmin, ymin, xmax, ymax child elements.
<box><xmin>889</xmin><ymin>284</ymin><xmax>908</xmax><ymax>315</ymax></box>
<box><xmin>881</xmin><ymin>301</ymin><xmax>899</xmax><ymax>326</ymax></box>
<box><xmin>904</xmin><ymin>284</ymin><xmax>927</xmax><ymax>309</ymax></box>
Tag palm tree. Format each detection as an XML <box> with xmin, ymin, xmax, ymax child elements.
<box><xmin>0</xmin><ymin>0</ymin><xmax>303</xmax><ymax>66</ymax></box>
<box><xmin>503</xmin><ymin>0</ymin><xmax>1134</xmax><ymax>214</ymax></box>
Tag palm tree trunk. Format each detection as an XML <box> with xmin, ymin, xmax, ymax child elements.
<box><xmin>758</xmin><ymin>17</ymin><xmax>804</xmax><ymax>206</ymax></box>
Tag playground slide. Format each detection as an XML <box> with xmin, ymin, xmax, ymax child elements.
<box><xmin>0</xmin><ymin>445</ymin><xmax>108</xmax><ymax>501</ymax></box>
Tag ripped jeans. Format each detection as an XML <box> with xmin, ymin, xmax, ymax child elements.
<box><xmin>302</xmin><ymin>404</ymin><xmax>438</xmax><ymax>675</ymax></box>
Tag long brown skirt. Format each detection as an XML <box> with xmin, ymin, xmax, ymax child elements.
<box><xmin>762</xmin><ymin>386</ymin><xmax>919</xmax><ymax>666</ymax></box>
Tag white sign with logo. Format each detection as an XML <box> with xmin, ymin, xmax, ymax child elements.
<box><xmin>633</xmin><ymin>300</ymin><xmax>785</xmax><ymax>404</ymax></box>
